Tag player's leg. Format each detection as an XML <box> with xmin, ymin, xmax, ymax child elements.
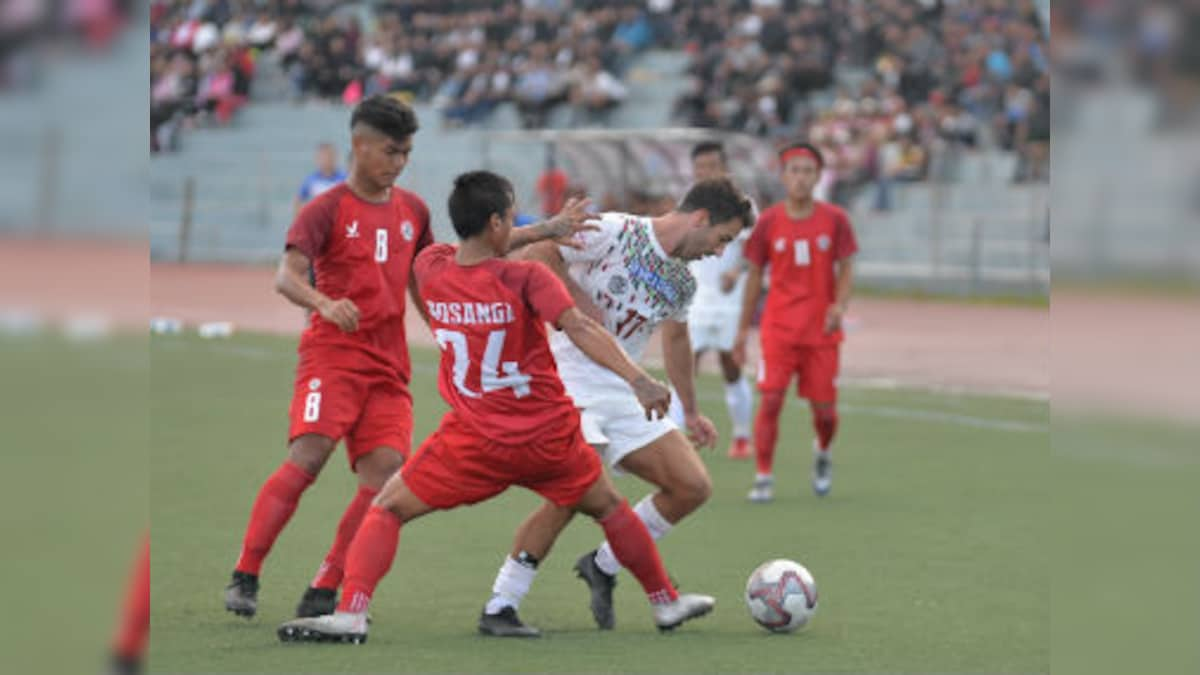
<box><xmin>718</xmin><ymin>347</ymin><xmax>754</xmax><ymax>459</ymax></box>
<box><xmin>226</xmin><ymin>365</ymin><xmax>361</xmax><ymax>617</ymax></box>
<box><xmin>799</xmin><ymin>345</ymin><xmax>841</xmax><ymax>497</ymax></box>
<box><xmin>581</xmin><ymin>417</ymin><xmax>709</xmax><ymax>627</ymax></box>
<box><xmin>479</xmin><ymin>502</ymin><xmax>574</xmax><ymax>637</ymax></box>
<box><xmin>225</xmin><ymin>433</ymin><xmax>335</xmax><ymax>617</ymax></box>
<box><xmin>298</xmin><ymin>383</ymin><xmax>411</xmax><ymax>617</ymax></box>
<box><xmin>571</xmin><ymin>470</ymin><xmax>715</xmax><ymax>631</ymax></box>
<box><xmin>110</xmin><ymin>533</ymin><xmax>149</xmax><ymax>675</ymax></box>
<box><xmin>748</xmin><ymin>345</ymin><xmax>796</xmax><ymax>502</ymax></box>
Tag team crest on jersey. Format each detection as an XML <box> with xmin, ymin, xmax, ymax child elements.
<box><xmin>774</xmin><ymin>238</ymin><xmax>787</xmax><ymax>252</ymax></box>
<box><xmin>400</xmin><ymin>220</ymin><xmax>414</xmax><ymax>242</ymax></box>
<box><xmin>817</xmin><ymin>234</ymin><xmax>831</xmax><ymax>251</ymax></box>
<box><xmin>308</xmin><ymin>378</ymin><xmax>321</xmax><ymax>391</ymax></box>
<box><xmin>346</xmin><ymin>221</ymin><xmax>360</xmax><ymax>239</ymax></box>
<box><xmin>608</xmin><ymin>275</ymin><xmax>628</xmax><ymax>295</ymax></box>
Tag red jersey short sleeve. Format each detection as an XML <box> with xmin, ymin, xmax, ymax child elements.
<box><xmin>521</xmin><ymin>262</ymin><xmax>575</xmax><ymax>327</ymax></box>
<box><xmin>286</xmin><ymin>193</ymin><xmax>338</xmax><ymax>260</ymax></box>
<box><xmin>743</xmin><ymin>211</ymin><xmax>772</xmax><ymax>268</ymax></box>
<box><xmin>833</xmin><ymin>207</ymin><xmax>859</xmax><ymax>261</ymax></box>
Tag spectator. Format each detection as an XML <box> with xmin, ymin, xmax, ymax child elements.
<box><xmin>293</xmin><ymin>142</ymin><xmax>346</xmax><ymax>216</ymax></box>
<box><xmin>535</xmin><ymin>154</ymin><xmax>569</xmax><ymax>218</ymax></box>
<box><xmin>569</xmin><ymin>56</ymin><xmax>627</xmax><ymax>126</ymax></box>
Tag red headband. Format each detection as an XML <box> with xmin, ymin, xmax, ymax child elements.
<box><xmin>780</xmin><ymin>147</ymin><xmax>821</xmax><ymax>167</ymax></box>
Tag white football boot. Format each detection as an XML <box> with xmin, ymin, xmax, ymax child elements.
<box><xmin>277</xmin><ymin>611</ymin><xmax>368</xmax><ymax>644</ymax></box>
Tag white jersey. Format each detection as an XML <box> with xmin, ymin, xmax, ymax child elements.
<box><xmin>688</xmin><ymin>227</ymin><xmax>750</xmax><ymax>323</ymax></box>
<box><xmin>550</xmin><ymin>212</ymin><xmax>696</xmax><ymax>405</ymax></box>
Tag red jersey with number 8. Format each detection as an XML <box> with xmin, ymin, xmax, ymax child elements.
<box><xmin>286</xmin><ymin>184</ymin><xmax>432</xmax><ymax>381</ymax></box>
<box><xmin>413</xmin><ymin>243</ymin><xmax>578</xmax><ymax>442</ymax></box>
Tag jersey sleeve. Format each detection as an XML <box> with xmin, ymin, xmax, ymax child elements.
<box><xmin>833</xmin><ymin>208</ymin><xmax>859</xmax><ymax>260</ymax></box>
<box><xmin>413</xmin><ymin>243</ymin><xmax>451</xmax><ymax>287</ymax></box>
<box><xmin>523</xmin><ymin>262</ymin><xmax>576</xmax><ymax>326</ymax></box>
<box><xmin>744</xmin><ymin>210</ymin><xmax>772</xmax><ymax>267</ymax></box>
<box><xmin>558</xmin><ymin>214</ymin><xmax>619</xmax><ymax>264</ymax></box>
<box><xmin>285</xmin><ymin>193</ymin><xmax>337</xmax><ymax>260</ymax></box>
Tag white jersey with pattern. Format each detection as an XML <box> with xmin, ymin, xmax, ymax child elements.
<box><xmin>549</xmin><ymin>212</ymin><xmax>696</xmax><ymax>405</ymax></box>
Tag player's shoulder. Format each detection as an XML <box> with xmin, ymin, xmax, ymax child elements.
<box><xmin>392</xmin><ymin>187</ymin><xmax>430</xmax><ymax>217</ymax></box>
<box><xmin>815</xmin><ymin>200</ymin><xmax>851</xmax><ymax>223</ymax></box>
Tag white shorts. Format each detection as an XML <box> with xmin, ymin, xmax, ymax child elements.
<box><xmin>689</xmin><ymin>313</ymin><xmax>739</xmax><ymax>353</ymax></box>
<box><xmin>578</xmin><ymin>396</ymin><xmax>677</xmax><ymax>472</ymax></box>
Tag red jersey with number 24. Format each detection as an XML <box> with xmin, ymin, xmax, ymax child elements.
<box><xmin>744</xmin><ymin>200</ymin><xmax>858</xmax><ymax>346</ymax></box>
<box><xmin>413</xmin><ymin>243</ymin><xmax>578</xmax><ymax>443</ymax></box>
<box><xmin>286</xmin><ymin>183</ymin><xmax>432</xmax><ymax>381</ymax></box>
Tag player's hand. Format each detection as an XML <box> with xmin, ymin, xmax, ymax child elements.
<box><xmin>545</xmin><ymin>196</ymin><xmax>600</xmax><ymax>249</ymax></box>
<box><xmin>731</xmin><ymin>330</ymin><xmax>749</xmax><ymax>368</ymax></box>
<box><xmin>719</xmin><ymin>270</ymin><xmax>739</xmax><ymax>294</ymax></box>
<box><xmin>318</xmin><ymin>297</ymin><xmax>360</xmax><ymax>332</ymax></box>
<box><xmin>684</xmin><ymin>413</ymin><xmax>719</xmax><ymax>450</ymax></box>
<box><xmin>631</xmin><ymin>374</ymin><xmax>672</xmax><ymax>421</ymax></box>
<box><xmin>824</xmin><ymin>305</ymin><xmax>845</xmax><ymax>335</ymax></box>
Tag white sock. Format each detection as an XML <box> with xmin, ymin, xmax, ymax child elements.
<box><xmin>594</xmin><ymin>495</ymin><xmax>674</xmax><ymax>577</ymax></box>
<box><xmin>484</xmin><ymin>555</ymin><xmax>537</xmax><ymax>614</ymax></box>
<box><xmin>755</xmin><ymin>472</ymin><xmax>773</xmax><ymax>482</ymax></box>
<box><xmin>666</xmin><ymin>385</ymin><xmax>685</xmax><ymax>428</ymax></box>
<box><xmin>725</xmin><ymin>376</ymin><xmax>753</xmax><ymax>439</ymax></box>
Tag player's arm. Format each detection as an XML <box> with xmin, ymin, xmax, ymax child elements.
<box><xmin>661</xmin><ymin>320</ymin><xmax>718</xmax><ymax>448</ymax></box>
<box><xmin>515</xmin><ymin>241</ymin><xmax>605</xmax><ymax>323</ymax></box>
<box><xmin>505</xmin><ymin>196</ymin><xmax>597</xmax><ymax>253</ymax></box>
<box><xmin>732</xmin><ymin>261</ymin><xmax>764</xmax><ymax>366</ymax></box>
<box><xmin>558</xmin><ymin>308</ymin><xmax>671</xmax><ymax>420</ymax></box>
<box><xmin>825</xmin><ymin>255</ymin><xmax>855</xmax><ymax>334</ymax></box>
<box><xmin>408</xmin><ymin>273</ymin><xmax>431</xmax><ymax>329</ymax></box>
<box><xmin>275</xmin><ymin>248</ymin><xmax>359</xmax><ymax>332</ymax></box>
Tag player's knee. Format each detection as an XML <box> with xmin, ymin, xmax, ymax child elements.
<box><xmin>812</xmin><ymin>403</ymin><xmax>837</xmax><ymax>424</ymax></box>
<box><xmin>668</xmin><ymin>470</ymin><xmax>712</xmax><ymax>512</ymax></box>
<box><xmin>760</xmin><ymin>390</ymin><xmax>786</xmax><ymax>417</ymax></box>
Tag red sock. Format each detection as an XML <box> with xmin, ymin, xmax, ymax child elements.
<box><xmin>813</xmin><ymin>406</ymin><xmax>839</xmax><ymax>451</ymax></box>
<box><xmin>113</xmin><ymin>534</ymin><xmax>150</xmax><ymax>662</ymax></box>
<box><xmin>754</xmin><ymin>390</ymin><xmax>786</xmax><ymax>475</ymax></box>
<box><xmin>234</xmin><ymin>461</ymin><xmax>315</xmax><ymax>575</ymax></box>
<box><xmin>599</xmin><ymin>500</ymin><xmax>678</xmax><ymax>605</ymax></box>
<box><xmin>337</xmin><ymin>506</ymin><xmax>402</xmax><ymax>613</ymax></box>
<box><xmin>311</xmin><ymin>485</ymin><xmax>379</xmax><ymax>590</ymax></box>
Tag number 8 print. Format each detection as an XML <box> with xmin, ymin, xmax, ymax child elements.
<box><xmin>375</xmin><ymin>229</ymin><xmax>389</xmax><ymax>262</ymax></box>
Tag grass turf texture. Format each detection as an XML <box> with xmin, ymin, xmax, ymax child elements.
<box><xmin>151</xmin><ymin>332</ymin><xmax>1049</xmax><ymax>673</ymax></box>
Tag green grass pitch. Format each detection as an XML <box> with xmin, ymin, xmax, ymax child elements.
<box><xmin>150</xmin><ymin>332</ymin><xmax>1049</xmax><ymax>673</ymax></box>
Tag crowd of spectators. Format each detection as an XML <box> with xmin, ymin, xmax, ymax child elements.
<box><xmin>151</xmin><ymin>0</ymin><xmax>1050</xmax><ymax>195</ymax></box>
<box><xmin>669</xmin><ymin>0</ymin><xmax>1050</xmax><ymax>193</ymax></box>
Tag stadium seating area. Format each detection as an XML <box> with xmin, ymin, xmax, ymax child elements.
<box><xmin>150</xmin><ymin>0</ymin><xmax>1049</xmax><ymax>191</ymax></box>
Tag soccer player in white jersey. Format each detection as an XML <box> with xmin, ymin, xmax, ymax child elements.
<box><xmin>668</xmin><ymin>142</ymin><xmax>756</xmax><ymax>460</ymax></box>
<box><xmin>476</xmin><ymin>179</ymin><xmax>754</xmax><ymax>635</ymax></box>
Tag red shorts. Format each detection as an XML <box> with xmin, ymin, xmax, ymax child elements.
<box><xmin>401</xmin><ymin>411</ymin><xmax>601</xmax><ymax>510</ymax></box>
<box><xmin>757</xmin><ymin>342</ymin><xmax>840</xmax><ymax>403</ymax></box>
<box><xmin>287</xmin><ymin>351</ymin><xmax>412</xmax><ymax>470</ymax></box>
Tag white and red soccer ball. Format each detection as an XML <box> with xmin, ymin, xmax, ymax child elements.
<box><xmin>744</xmin><ymin>559</ymin><xmax>819</xmax><ymax>633</ymax></box>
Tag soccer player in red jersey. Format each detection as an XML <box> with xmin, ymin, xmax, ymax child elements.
<box><xmin>733</xmin><ymin>142</ymin><xmax>858</xmax><ymax>501</ymax></box>
<box><xmin>275</xmin><ymin>171</ymin><xmax>715</xmax><ymax>643</ymax></box>
<box><xmin>225</xmin><ymin>96</ymin><xmax>596</xmax><ymax>620</ymax></box>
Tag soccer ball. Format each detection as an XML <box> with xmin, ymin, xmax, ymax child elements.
<box><xmin>744</xmin><ymin>559</ymin><xmax>819</xmax><ymax>633</ymax></box>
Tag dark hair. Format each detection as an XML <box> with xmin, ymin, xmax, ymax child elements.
<box><xmin>448</xmin><ymin>171</ymin><xmax>514</xmax><ymax>239</ymax></box>
<box><xmin>777</xmin><ymin>141</ymin><xmax>824</xmax><ymax>169</ymax></box>
<box><xmin>350</xmin><ymin>94</ymin><xmax>419</xmax><ymax>141</ymax></box>
<box><xmin>678</xmin><ymin>178</ymin><xmax>753</xmax><ymax>230</ymax></box>
<box><xmin>690</xmin><ymin>141</ymin><xmax>726</xmax><ymax>164</ymax></box>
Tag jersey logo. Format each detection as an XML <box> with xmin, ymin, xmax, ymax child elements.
<box><xmin>308</xmin><ymin>378</ymin><xmax>321</xmax><ymax>390</ymax></box>
<box><xmin>774</xmin><ymin>237</ymin><xmax>787</xmax><ymax>252</ymax></box>
<box><xmin>346</xmin><ymin>221</ymin><xmax>360</xmax><ymax>239</ymax></box>
<box><xmin>400</xmin><ymin>220</ymin><xmax>414</xmax><ymax>242</ymax></box>
<box><xmin>608</xmin><ymin>275</ymin><xmax>628</xmax><ymax>295</ymax></box>
<box><xmin>817</xmin><ymin>234</ymin><xmax>831</xmax><ymax>251</ymax></box>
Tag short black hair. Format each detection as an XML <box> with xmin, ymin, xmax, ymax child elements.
<box><xmin>678</xmin><ymin>178</ymin><xmax>753</xmax><ymax>230</ymax></box>
<box><xmin>777</xmin><ymin>141</ymin><xmax>824</xmax><ymax>169</ymax></box>
<box><xmin>350</xmin><ymin>94</ymin><xmax>419</xmax><ymax>141</ymax></box>
<box><xmin>448</xmin><ymin>171</ymin><xmax>514</xmax><ymax>240</ymax></box>
<box><xmin>691</xmin><ymin>141</ymin><xmax>726</xmax><ymax>164</ymax></box>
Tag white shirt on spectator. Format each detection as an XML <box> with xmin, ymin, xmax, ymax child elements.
<box><xmin>582</xmin><ymin>70</ymin><xmax>627</xmax><ymax>101</ymax></box>
<box><xmin>247</xmin><ymin>19</ymin><xmax>277</xmax><ymax>46</ymax></box>
<box><xmin>192</xmin><ymin>22</ymin><xmax>219</xmax><ymax>53</ymax></box>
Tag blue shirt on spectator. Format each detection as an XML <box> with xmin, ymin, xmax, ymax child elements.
<box><xmin>298</xmin><ymin>169</ymin><xmax>347</xmax><ymax>202</ymax></box>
